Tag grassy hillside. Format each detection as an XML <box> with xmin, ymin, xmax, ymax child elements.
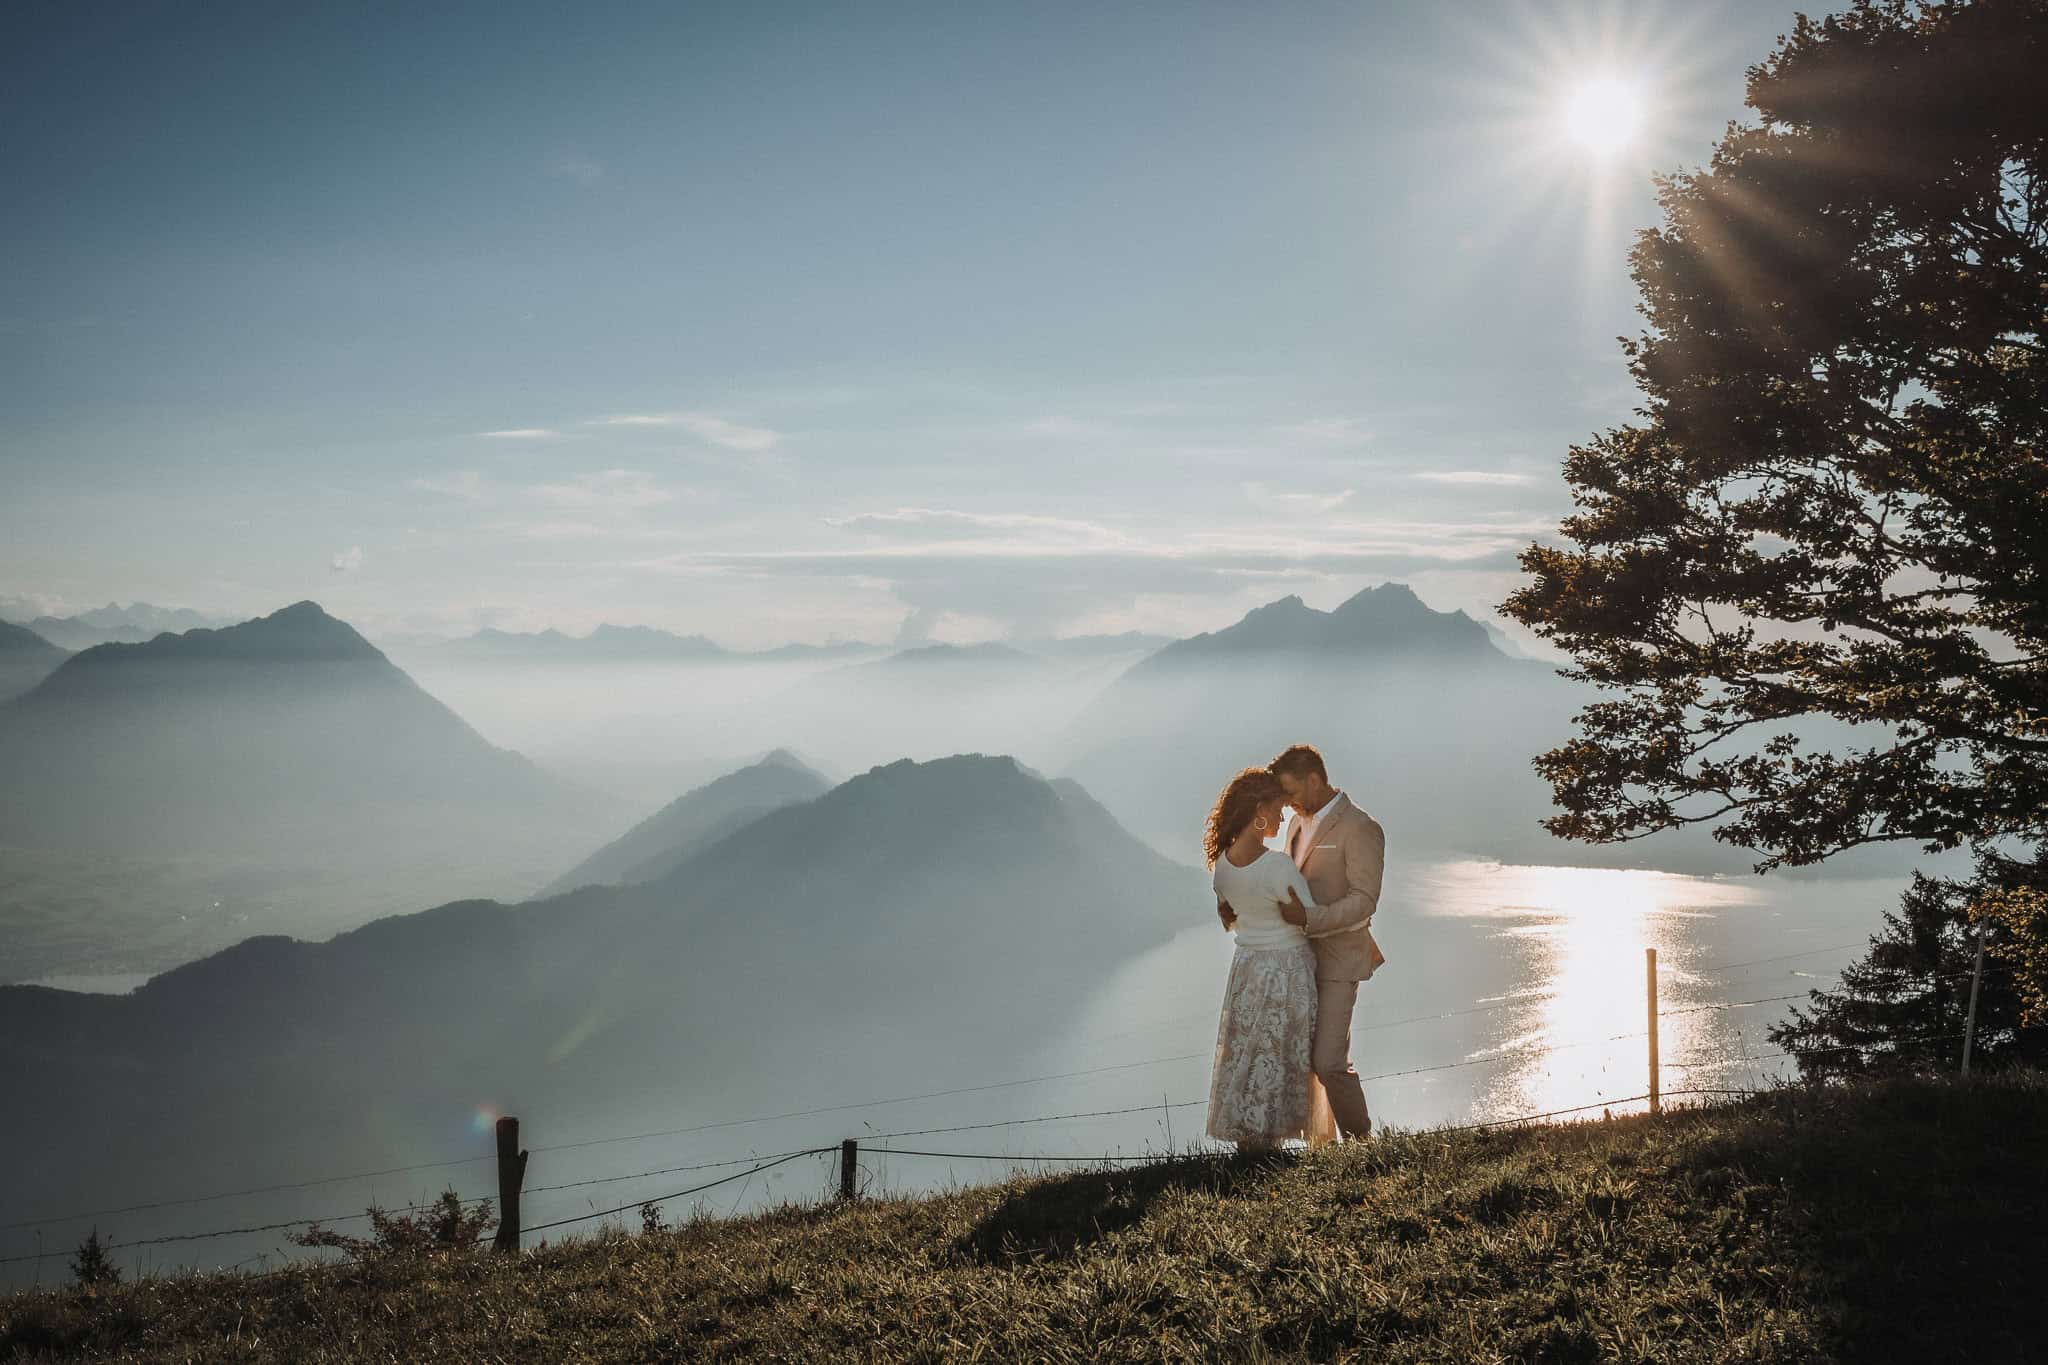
<box><xmin>6</xmin><ymin>1074</ymin><xmax>2045</xmax><ymax>1362</ymax></box>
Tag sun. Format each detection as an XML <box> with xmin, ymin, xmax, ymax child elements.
<box><xmin>1561</xmin><ymin>76</ymin><xmax>1648</xmax><ymax>156</ymax></box>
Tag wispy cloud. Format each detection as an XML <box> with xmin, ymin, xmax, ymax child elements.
<box><xmin>486</xmin><ymin>520</ymin><xmax>611</xmax><ymax>541</ymax></box>
<box><xmin>827</xmin><ymin>507</ymin><xmax>1124</xmax><ymax>546</ymax></box>
<box><xmin>1413</xmin><ymin>471</ymin><xmax>1534</xmax><ymax>486</ymax></box>
<box><xmin>527</xmin><ymin>468</ymin><xmax>676</xmax><ymax>512</ymax></box>
<box><xmin>591</xmin><ymin>411</ymin><xmax>780</xmax><ymax>452</ymax></box>
<box><xmin>407</xmin><ymin>470</ymin><xmax>489</xmax><ymax>501</ymax></box>
<box><xmin>476</xmin><ymin>428</ymin><xmax>560</xmax><ymax>440</ymax></box>
<box><xmin>659</xmin><ymin>534</ymin><xmax>1519</xmax><ymax>579</ymax></box>
<box><xmin>1277</xmin><ymin>417</ymin><xmax>1373</xmax><ymax>445</ymax></box>
<box><xmin>1019</xmin><ymin>415</ymin><xmax>1108</xmax><ymax>440</ymax></box>
<box><xmin>645</xmin><ymin>540</ymin><xmax>1518</xmax><ymax>632</ymax></box>
<box><xmin>1241</xmin><ymin>482</ymin><xmax>1355</xmax><ymax>514</ymax></box>
<box><xmin>331</xmin><ymin>546</ymin><xmax>364</xmax><ymax>573</ymax></box>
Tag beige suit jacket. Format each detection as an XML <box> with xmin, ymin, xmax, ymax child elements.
<box><xmin>1287</xmin><ymin>794</ymin><xmax>1387</xmax><ymax>983</ymax></box>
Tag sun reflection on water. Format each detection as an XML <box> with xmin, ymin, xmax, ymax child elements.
<box><xmin>1418</xmin><ymin>863</ymin><xmax>1761</xmax><ymax>1122</ymax></box>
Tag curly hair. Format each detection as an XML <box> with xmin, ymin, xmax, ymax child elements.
<box><xmin>1203</xmin><ymin>766</ymin><xmax>1285</xmax><ymax>869</ymax></box>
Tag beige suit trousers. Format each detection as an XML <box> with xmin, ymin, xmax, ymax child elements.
<box><xmin>1311</xmin><ymin>978</ymin><xmax>1372</xmax><ymax>1138</ymax></box>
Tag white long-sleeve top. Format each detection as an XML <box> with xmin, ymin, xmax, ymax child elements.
<box><xmin>1212</xmin><ymin>849</ymin><xmax>1317</xmax><ymax>950</ymax></box>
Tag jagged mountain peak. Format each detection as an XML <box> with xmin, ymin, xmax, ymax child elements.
<box><xmin>61</xmin><ymin>601</ymin><xmax>385</xmax><ymax>667</ymax></box>
<box><xmin>586</xmin><ymin>623</ymin><xmax>720</xmax><ymax>646</ymax></box>
<box><xmin>1329</xmin><ymin>581</ymin><xmax>1425</xmax><ymax>614</ymax></box>
<box><xmin>753</xmin><ymin>747</ymin><xmax>827</xmax><ymax>779</ymax></box>
<box><xmin>433</xmin><ymin>622</ymin><xmax>727</xmax><ymax>659</ymax></box>
<box><xmin>1134</xmin><ymin>582</ymin><xmax>1495</xmax><ymax>669</ymax></box>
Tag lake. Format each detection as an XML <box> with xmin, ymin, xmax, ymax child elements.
<box><xmin>491</xmin><ymin>857</ymin><xmax>1905</xmax><ymax>1226</ymax></box>
<box><xmin>0</xmin><ymin>857</ymin><xmax>1908</xmax><ymax>1286</ymax></box>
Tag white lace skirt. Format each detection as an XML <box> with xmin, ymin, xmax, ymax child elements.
<box><xmin>1204</xmin><ymin>940</ymin><xmax>1337</xmax><ymax>1147</ymax></box>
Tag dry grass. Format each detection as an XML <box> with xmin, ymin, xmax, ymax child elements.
<box><xmin>6</xmin><ymin>1073</ymin><xmax>2046</xmax><ymax>1362</ymax></box>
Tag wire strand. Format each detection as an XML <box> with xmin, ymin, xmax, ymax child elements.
<box><xmin>521</xmin><ymin>1146</ymin><xmax>828</xmax><ymax>1197</ymax></box>
<box><xmin>5</xmin><ymin>969</ymin><xmax>2017</xmax><ymax>1254</ymax></box>
<box><xmin>862</xmin><ymin>1148</ymin><xmax>1158</xmax><ymax>1165</ymax></box>
<box><xmin>511</xmin><ymin>1149</ymin><xmax>831</xmax><ymax>1238</ymax></box>
<box><xmin>0</xmin><ymin>1154</ymin><xmax>496</xmax><ymax>1234</ymax></box>
<box><xmin>0</xmin><ymin>1193</ymin><xmax>494</xmax><ymax>1267</ymax></box>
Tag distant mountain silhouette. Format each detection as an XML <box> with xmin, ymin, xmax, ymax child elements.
<box><xmin>1125</xmin><ymin>584</ymin><xmax>1500</xmax><ymax>675</ymax></box>
<box><xmin>0</xmin><ymin>619</ymin><xmax>68</xmax><ymax>703</ymax></box>
<box><xmin>1057</xmin><ymin>583</ymin><xmax>1633</xmax><ymax>867</ymax></box>
<box><xmin>0</xmin><ymin>600</ymin><xmax>607</xmax><ymax>871</ymax></box>
<box><xmin>540</xmin><ymin>749</ymin><xmax>833</xmax><ymax>896</ymax></box>
<box><xmin>412</xmin><ymin>627</ymin><xmax>1155</xmax><ymax>669</ymax></box>
<box><xmin>27</xmin><ymin>616</ymin><xmax>154</xmax><ymax>650</ymax></box>
<box><xmin>0</xmin><ymin>757</ymin><xmax>1199</xmax><ymax>1253</ymax></box>
<box><xmin>24</xmin><ymin>601</ymin><xmax>233</xmax><ymax>651</ymax></box>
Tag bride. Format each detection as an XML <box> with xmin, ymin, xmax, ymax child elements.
<box><xmin>1203</xmin><ymin>766</ymin><xmax>1336</xmax><ymax>1151</ymax></box>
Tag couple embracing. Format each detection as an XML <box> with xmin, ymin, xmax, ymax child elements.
<box><xmin>1204</xmin><ymin>744</ymin><xmax>1386</xmax><ymax>1151</ymax></box>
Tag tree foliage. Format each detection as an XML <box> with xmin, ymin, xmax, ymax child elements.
<box><xmin>1770</xmin><ymin>846</ymin><xmax>2048</xmax><ymax>1074</ymax></box>
<box><xmin>1967</xmin><ymin>844</ymin><xmax>2048</xmax><ymax>1022</ymax></box>
<box><xmin>1504</xmin><ymin>0</ymin><xmax>2048</xmax><ymax>874</ymax></box>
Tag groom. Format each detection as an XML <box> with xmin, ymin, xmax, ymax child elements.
<box><xmin>1270</xmin><ymin>743</ymin><xmax>1386</xmax><ymax>1140</ymax></box>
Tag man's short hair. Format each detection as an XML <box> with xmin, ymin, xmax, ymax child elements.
<box><xmin>1269</xmin><ymin>744</ymin><xmax>1328</xmax><ymax>783</ymax></box>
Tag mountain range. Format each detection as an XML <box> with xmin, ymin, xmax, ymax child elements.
<box><xmin>0</xmin><ymin>602</ymin><xmax>626</xmax><ymax>981</ymax></box>
<box><xmin>408</xmin><ymin>625</ymin><xmax>1168</xmax><ymax>667</ymax></box>
<box><xmin>1057</xmin><ymin>583</ymin><xmax>1627</xmax><ymax>867</ymax></box>
<box><xmin>0</xmin><ymin>601</ymin><xmax>581</xmax><ymax>854</ymax></box>
<box><xmin>19</xmin><ymin>601</ymin><xmax>235</xmax><ymax>652</ymax></box>
<box><xmin>1120</xmin><ymin>584</ymin><xmax>1506</xmax><ymax>674</ymax></box>
<box><xmin>0</xmin><ymin>755</ymin><xmax>1200</xmax><ymax>1268</ymax></box>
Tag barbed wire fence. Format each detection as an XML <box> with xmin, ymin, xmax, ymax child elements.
<box><xmin>0</xmin><ymin>943</ymin><xmax>2018</xmax><ymax>1278</ymax></box>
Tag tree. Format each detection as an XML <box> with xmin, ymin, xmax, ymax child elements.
<box><xmin>69</xmin><ymin>1228</ymin><xmax>119</xmax><ymax>1287</ymax></box>
<box><xmin>1768</xmin><ymin>847</ymin><xmax>2048</xmax><ymax>1075</ymax></box>
<box><xmin>1504</xmin><ymin>0</ymin><xmax>2048</xmax><ymax>877</ymax></box>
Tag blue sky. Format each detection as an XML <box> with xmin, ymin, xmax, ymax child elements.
<box><xmin>1</xmin><ymin>0</ymin><xmax>1810</xmax><ymax>647</ymax></box>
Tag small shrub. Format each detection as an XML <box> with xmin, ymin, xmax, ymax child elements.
<box><xmin>70</xmin><ymin>1228</ymin><xmax>120</xmax><ymax>1287</ymax></box>
<box><xmin>290</xmin><ymin>1190</ymin><xmax>493</xmax><ymax>1262</ymax></box>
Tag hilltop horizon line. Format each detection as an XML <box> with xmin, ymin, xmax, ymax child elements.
<box><xmin>5</xmin><ymin>581</ymin><xmax>1518</xmax><ymax>660</ymax></box>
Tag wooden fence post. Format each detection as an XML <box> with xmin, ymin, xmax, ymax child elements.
<box><xmin>1646</xmin><ymin>948</ymin><xmax>1661</xmax><ymax>1116</ymax></box>
<box><xmin>494</xmin><ymin>1116</ymin><xmax>528</xmax><ymax>1253</ymax></box>
<box><xmin>839</xmin><ymin>1139</ymin><xmax>858</xmax><ymax>1202</ymax></box>
<box><xmin>1962</xmin><ymin>927</ymin><xmax>1987</xmax><ymax>1077</ymax></box>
